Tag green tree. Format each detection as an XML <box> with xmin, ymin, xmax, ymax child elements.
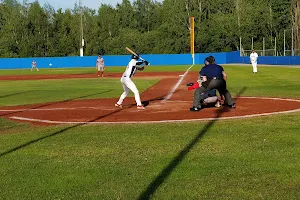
<box><xmin>133</xmin><ymin>0</ymin><xmax>161</xmax><ymax>32</ymax></box>
<box><xmin>116</xmin><ymin>0</ymin><xmax>135</xmax><ymax>29</ymax></box>
<box><xmin>96</xmin><ymin>4</ymin><xmax>119</xmax><ymax>54</ymax></box>
<box><xmin>82</xmin><ymin>8</ymin><xmax>99</xmax><ymax>55</ymax></box>
<box><xmin>0</xmin><ymin>0</ymin><xmax>297</xmax><ymax>57</ymax></box>
<box><xmin>52</xmin><ymin>9</ymin><xmax>77</xmax><ymax>56</ymax></box>
<box><xmin>26</xmin><ymin>2</ymin><xmax>50</xmax><ymax>57</ymax></box>
<box><xmin>43</xmin><ymin>2</ymin><xmax>56</xmax><ymax>57</ymax></box>
<box><xmin>0</xmin><ymin>0</ymin><xmax>22</xmax><ymax>57</ymax></box>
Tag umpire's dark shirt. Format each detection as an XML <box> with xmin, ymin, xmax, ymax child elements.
<box><xmin>200</xmin><ymin>64</ymin><xmax>224</xmax><ymax>78</ymax></box>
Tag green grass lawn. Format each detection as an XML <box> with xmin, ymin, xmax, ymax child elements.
<box><xmin>0</xmin><ymin>65</ymin><xmax>190</xmax><ymax>76</ymax></box>
<box><xmin>1</xmin><ymin>65</ymin><xmax>300</xmax><ymax>199</ymax></box>
<box><xmin>0</xmin><ymin>78</ymin><xmax>158</xmax><ymax>106</ymax></box>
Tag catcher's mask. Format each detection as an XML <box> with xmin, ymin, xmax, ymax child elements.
<box><xmin>131</xmin><ymin>54</ymin><xmax>139</xmax><ymax>59</ymax></box>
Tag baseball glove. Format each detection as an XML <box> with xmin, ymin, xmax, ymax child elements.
<box><xmin>187</xmin><ymin>82</ymin><xmax>199</xmax><ymax>90</ymax></box>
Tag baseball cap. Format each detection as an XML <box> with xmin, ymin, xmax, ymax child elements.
<box><xmin>205</xmin><ymin>56</ymin><xmax>215</xmax><ymax>64</ymax></box>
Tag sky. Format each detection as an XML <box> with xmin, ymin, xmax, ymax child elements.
<box><xmin>19</xmin><ymin>0</ymin><xmax>163</xmax><ymax>10</ymax></box>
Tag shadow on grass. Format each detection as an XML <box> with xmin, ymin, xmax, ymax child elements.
<box><xmin>138</xmin><ymin>87</ymin><xmax>247</xmax><ymax>200</ymax></box>
<box><xmin>0</xmin><ymin>89</ymin><xmax>113</xmax><ymax>117</ymax></box>
<box><xmin>0</xmin><ymin>104</ymin><xmax>125</xmax><ymax>158</ymax></box>
<box><xmin>0</xmin><ymin>90</ymin><xmax>34</xmax><ymax>99</ymax></box>
<box><xmin>0</xmin><ymin>110</ymin><xmax>120</xmax><ymax>158</ymax></box>
<box><xmin>0</xmin><ymin>91</ymin><xmax>173</xmax><ymax>158</ymax></box>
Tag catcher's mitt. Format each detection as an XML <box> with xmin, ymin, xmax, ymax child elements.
<box><xmin>187</xmin><ymin>82</ymin><xmax>199</xmax><ymax>90</ymax></box>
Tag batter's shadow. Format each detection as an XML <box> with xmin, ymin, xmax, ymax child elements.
<box><xmin>137</xmin><ymin>86</ymin><xmax>247</xmax><ymax>200</ymax></box>
<box><xmin>142</xmin><ymin>97</ymin><xmax>164</xmax><ymax>108</ymax></box>
<box><xmin>141</xmin><ymin>89</ymin><xmax>184</xmax><ymax>108</ymax></box>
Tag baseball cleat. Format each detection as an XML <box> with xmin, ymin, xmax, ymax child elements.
<box><xmin>190</xmin><ymin>107</ymin><xmax>201</xmax><ymax>112</ymax></box>
<box><xmin>228</xmin><ymin>103</ymin><xmax>236</xmax><ymax>109</ymax></box>
<box><xmin>115</xmin><ymin>103</ymin><xmax>122</xmax><ymax>108</ymax></box>
<box><xmin>137</xmin><ymin>105</ymin><xmax>145</xmax><ymax>110</ymax></box>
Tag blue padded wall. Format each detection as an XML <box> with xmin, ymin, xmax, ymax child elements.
<box><xmin>1</xmin><ymin>51</ymin><xmax>300</xmax><ymax>69</ymax></box>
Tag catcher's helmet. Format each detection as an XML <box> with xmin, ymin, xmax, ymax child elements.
<box><xmin>131</xmin><ymin>54</ymin><xmax>139</xmax><ymax>59</ymax></box>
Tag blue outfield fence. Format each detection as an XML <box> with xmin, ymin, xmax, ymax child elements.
<box><xmin>1</xmin><ymin>51</ymin><xmax>300</xmax><ymax>69</ymax></box>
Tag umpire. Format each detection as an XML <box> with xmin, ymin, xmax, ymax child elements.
<box><xmin>190</xmin><ymin>56</ymin><xmax>235</xmax><ymax>111</ymax></box>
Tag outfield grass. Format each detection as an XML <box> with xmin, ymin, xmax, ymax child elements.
<box><xmin>0</xmin><ymin>65</ymin><xmax>190</xmax><ymax>76</ymax></box>
<box><xmin>0</xmin><ymin>78</ymin><xmax>158</xmax><ymax>106</ymax></box>
<box><xmin>1</xmin><ymin>65</ymin><xmax>300</xmax><ymax>199</ymax></box>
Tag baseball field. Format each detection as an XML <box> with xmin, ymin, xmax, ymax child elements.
<box><xmin>0</xmin><ymin>65</ymin><xmax>300</xmax><ymax>199</ymax></box>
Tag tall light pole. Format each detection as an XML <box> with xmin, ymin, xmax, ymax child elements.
<box><xmin>284</xmin><ymin>29</ymin><xmax>286</xmax><ymax>56</ymax></box>
<box><xmin>79</xmin><ymin>0</ymin><xmax>84</xmax><ymax>57</ymax></box>
<box><xmin>292</xmin><ymin>28</ymin><xmax>294</xmax><ymax>56</ymax></box>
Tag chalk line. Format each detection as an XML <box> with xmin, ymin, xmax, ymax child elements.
<box><xmin>9</xmin><ymin>108</ymin><xmax>300</xmax><ymax>124</ymax></box>
<box><xmin>163</xmin><ymin>64</ymin><xmax>194</xmax><ymax>101</ymax></box>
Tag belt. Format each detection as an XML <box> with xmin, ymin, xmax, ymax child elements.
<box><xmin>210</xmin><ymin>77</ymin><xmax>222</xmax><ymax>80</ymax></box>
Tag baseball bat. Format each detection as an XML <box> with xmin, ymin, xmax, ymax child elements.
<box><xmin>125</xmin><ymin>47</ymin><xmax>139</xmax><ymax>58</ymax></box>
<box><xmin>125</xmin><ymin>47</ymin><xmax>150</xmax><ymax>65</ymax></box>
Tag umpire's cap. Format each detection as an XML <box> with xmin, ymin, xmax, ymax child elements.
<box><xmin>205</xmin><ymin>56</ymin><xmax>215</xmax><ymax>64</ymax></box>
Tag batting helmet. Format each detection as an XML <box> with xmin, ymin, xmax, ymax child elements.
<box><xmin>131</xmin><ymin>54</ymin><xmax>139</xmax><ymax>59</ymax></box>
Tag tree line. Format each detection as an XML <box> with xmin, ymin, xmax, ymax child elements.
<box><xmin>0</xmin><ymin>0</ymin><xmax>298</xmax><ymax>58</ymax></box>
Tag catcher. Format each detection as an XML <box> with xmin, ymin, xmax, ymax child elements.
<box><xmin>187</xmin><ymin>81</ymin><xmax>221</xmax><ymax>108</ymax></box>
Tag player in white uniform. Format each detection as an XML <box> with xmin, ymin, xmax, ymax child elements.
<box><xmin>31</xmin><ymin>60</ymin><xmax>39</xmax><ymax>71</ymax></box>
<box><xmin>96</xmin><ymin>55</ymin><xmax>105</xmax><ymax>77</ymax></box>
<box><xmin>250</xmin><ymin>49</ymin><xmax>258</xmax><ymax>73</ymax></box>
<box><xmin>115</xmin><ymin>54</ymin><xmax>149</xmax><ymax>110</ymax></box>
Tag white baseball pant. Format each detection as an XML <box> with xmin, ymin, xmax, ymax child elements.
<box><xmin>203</xmin><ymin>96</ymin><xmax>218</xmax><ymax>104</ymax></box>
<box><xmin>251</xmin><ymin>61</ymin><xmax>257</xmax><ymax>73</ymax></box>
<box><xmin>97</xmin><ymin>65</ymin><xmax>105</xmax><ymax>71</ymax></box>
<box><xmin>116</xmin><ymin>77</ymin><xmax>142</xmax><ymax>106</ymax></box>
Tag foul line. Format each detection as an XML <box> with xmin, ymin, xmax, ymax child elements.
<box><xmin>163</xmin><ymin>64</ymin><xmax>194</xmax><ymax>101</ymax></box>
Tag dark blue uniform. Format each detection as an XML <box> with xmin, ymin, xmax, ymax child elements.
<box><xmin>199</xmin><ymin>89</ymin><xmax>217</xmax><ymax>102</ymax></box>
<box><xmin>191</xmin><ymin>59</ymin><xmax>235</xmax><ymax>111</ymax></box>
<box><xmin>200</xmin><ymin>64</ymin><xmax>224</xmax><ymax>79</ymax></box>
